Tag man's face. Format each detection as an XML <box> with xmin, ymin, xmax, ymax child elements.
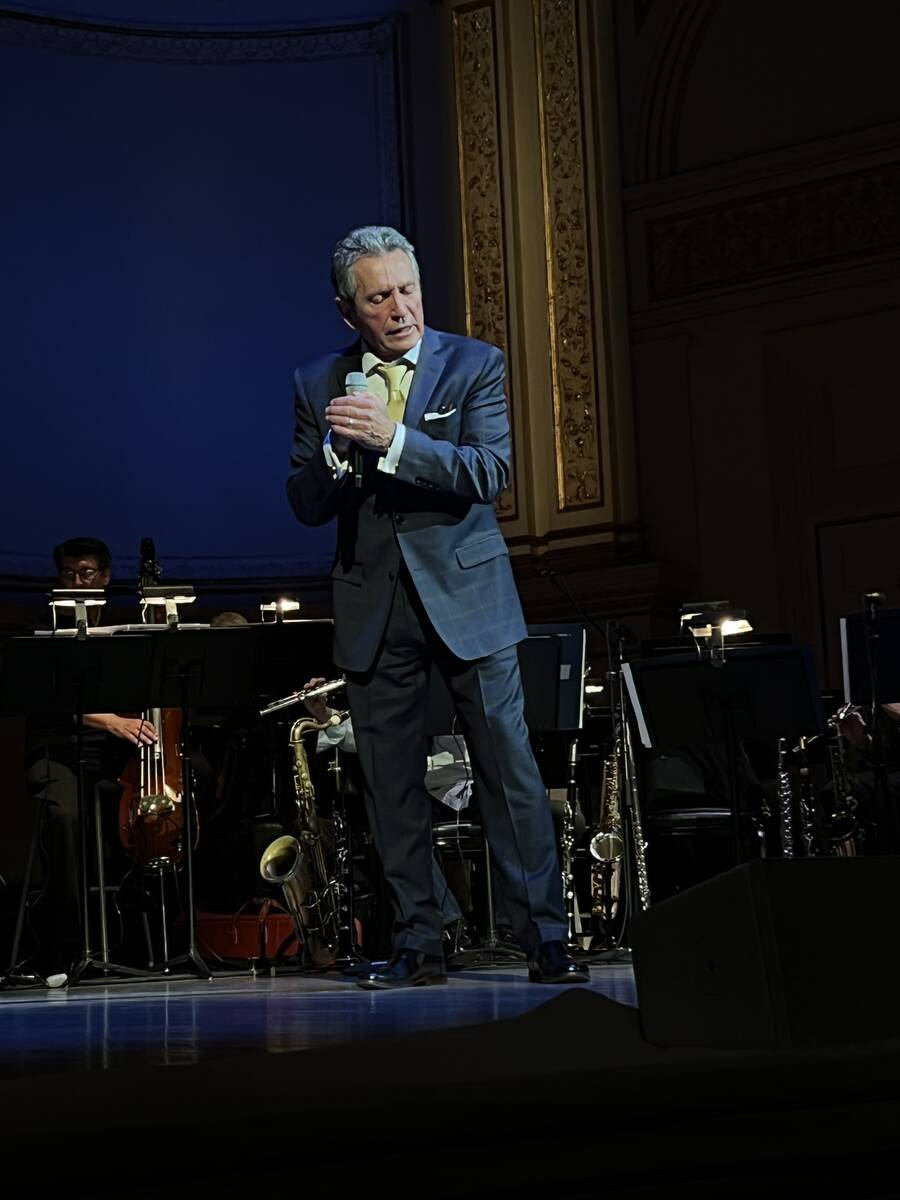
<box><xmin>336</xmin><ymin>249</ymin><xmax>424</xmax><ymax>361</ymax></box>
<box><xmin>58</xmin><ymin>554</ymin><xmax>110</xmax><ymax>590</ymax></box>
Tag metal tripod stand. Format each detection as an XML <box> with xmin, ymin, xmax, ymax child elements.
<box><xmin>440</xmin><ymin>823</ymin><xmax>526</xmax><ymax>969</ymax></box>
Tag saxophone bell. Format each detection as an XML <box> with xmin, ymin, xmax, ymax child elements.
<box><xmin>260</xmin><ymin>834</ymin><xmax>309</xmax><ymax>915</ymax></box>
<box><xmin>589</xmin><ymin>829</ymin><xmax>624</xmax><ymax>862</ymax></box>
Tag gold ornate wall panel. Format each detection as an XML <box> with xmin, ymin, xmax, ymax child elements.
<box><xmin>452</xmin><ymin>1</ymin><xmax>517</xmax><ymax>519</ymax></box>
<box><xmin>534</xmin><ymin>0</ymin><xmax>603</xmax><ymax>511</ymax></box>
<box><xmin>448</xmin><ymin>0</ymin><xmax>637</xmax><ymax>556</ymax></box>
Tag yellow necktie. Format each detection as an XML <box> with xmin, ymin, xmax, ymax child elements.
<box><xmin>376</xmin><ymin>363</ymin><xmax>409</xmax><ymax>424</ymax></box>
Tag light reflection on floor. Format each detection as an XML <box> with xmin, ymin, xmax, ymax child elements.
<box><xmin>0</xmin><ymin>962</ymin><xmax>636</xmax><ymax>1077</ymax></box>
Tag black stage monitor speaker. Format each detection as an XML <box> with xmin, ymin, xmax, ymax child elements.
<box><xmin>632</xmin><ymin>857</ymin><xmax>900</xmax><ymax>1051</ymax></box>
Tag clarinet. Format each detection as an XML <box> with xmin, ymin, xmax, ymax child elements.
<box><xmin>607</xmin><ymin>631</ymin><xmax>651</xmax><ymax>914</ymax></box>
<box><xmin>795</xmin><ymin>736</ymin><xmax>817</xmax><ymax>856</ymax></box>
<box><xmin>561</xmin><ymin>737</ymin><xmax>580</xmax><ymax>950</ymax></box>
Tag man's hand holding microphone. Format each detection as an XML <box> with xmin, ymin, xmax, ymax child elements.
<box><xmin>326</xmin><ymin>372</ymin><xmax>397</xmax><ymax>488</ymax></box>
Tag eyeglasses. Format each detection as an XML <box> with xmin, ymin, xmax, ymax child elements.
<box><xmin>59</xmin><ymin>568</ymin><xmax>103</xmax><ymax>583</ymax></box>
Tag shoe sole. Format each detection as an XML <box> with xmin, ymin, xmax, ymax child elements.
<box><xmin>527</xmin><ymin>969</ymin><xmax>590</xmax><ymax>984</ymax></box>
<box><xmin>357</xmin><ymin>974</ymin><xmax>448</xmax><ymax>990</ymax></box>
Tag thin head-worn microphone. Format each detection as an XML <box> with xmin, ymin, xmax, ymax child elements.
<box><xmin>345</xmin><ymin>371</ymin><xmax>368</xmax><ymax>489</ymax></box>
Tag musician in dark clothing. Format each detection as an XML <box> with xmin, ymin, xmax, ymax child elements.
<box><xmin>23</xmin><ymin>537</ymin><xmax>157</xmax><ymax>981</ymax></box>
<box><xmin>828</xmin><ymin>701</ymin><xmax>900</xmax><ymax>851</ymax></box>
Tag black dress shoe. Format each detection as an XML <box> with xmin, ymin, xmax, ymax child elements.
<box><xmin>357</xmin><ymin>948</ymin><xmax>447</xmax><ymax>990</ymax></box>
<box><xmin>527</xmin><ymin>940</ymin><xmax>590</xmax><ymax>984</ymax></box>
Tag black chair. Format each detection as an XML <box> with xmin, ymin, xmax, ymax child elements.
<box><xmin>641</xmin><ymin>750</ymin><xmax>763</xmax><ymax>901</ymax></box>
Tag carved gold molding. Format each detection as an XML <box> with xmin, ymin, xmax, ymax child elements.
<box><xmin>452</xmin><ymin>1</ymin><xmax>516</xmax><ymax>518</ymax></box>
<box><xmin>648</xmin><ymin>164</ymin><xmax>900</xmax><ymax>299</ymax></box>
<box><xmin>534</xmin><ymin>0</ymin><xmax>603</xmax><ymax>510</ymax></box>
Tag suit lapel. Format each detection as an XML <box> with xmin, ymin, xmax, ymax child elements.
<box><xmin>404</xmin><ymin>327</ymin><xmax>446</xmax><ymax>429</ymax></box>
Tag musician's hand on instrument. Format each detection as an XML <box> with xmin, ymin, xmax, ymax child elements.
<box><xmin>882</xmin><ymin>702</ymin><xmax>900</xmax><ymax>723</ymax></box>
<box><xmin>84</xmin><ymin>713</ymin><xmax>158</xmax><ymax>744</ymax></box>
<box><xmin>326</xmin><ymin>393</ymin><xmax>396</xmax><ymax>453</ymax></box>
<box><xmin>301</xmin><ymin>678</ymin><xmax>331</xmax><ymax>723</ymax></box>
<box><xmin>838</xmin><ymin>710</ymin><xmax>869</xmax><ymax>750</ymax></box>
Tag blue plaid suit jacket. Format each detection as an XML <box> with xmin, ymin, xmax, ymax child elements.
<box><xmin>287</xmin><ymin>326</ymin><xmax>527</xmax><ymax>672</ymax></box>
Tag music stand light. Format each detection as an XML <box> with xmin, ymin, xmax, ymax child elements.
<box><xmin>680</xmin><ymin>600</ymin><xmax>753</xmax><ymax>667</ymax></box>
<box><xmin>259</xmin><ymin>598</ymin><xmax>302</xmax><ymax>623</ymax></box>
<box><xmin>49</xmin><ymin>588</ymin><xmax>106</xmax><ymax>637</ymax></box>
<box><xmin>140</xmin><ymin>584</ymin><xmax>195</xmax><ymax>628</ymax></box>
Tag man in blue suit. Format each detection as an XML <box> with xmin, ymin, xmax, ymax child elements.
<box><xmin>287</xmin><ymin>225</ymin><xmax>588</xmax><ymax>988</ymax></box>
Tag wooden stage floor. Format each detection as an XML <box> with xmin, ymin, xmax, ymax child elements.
<box><xmin>0</xmin><ymin>958</ymin><xmax>634</xmax><ymax>1078</ymax></box>
<box><xmin>0</xmin><ymin>958</ymin><xmax>898</xmax><ymax>1198</ymax></box>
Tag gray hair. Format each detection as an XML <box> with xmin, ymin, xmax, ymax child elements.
<box><xmin>331</xmin><ymin>225</ymin><xmax>420</xmax><ymax>304</ymax></box>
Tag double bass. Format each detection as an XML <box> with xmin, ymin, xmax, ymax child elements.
<box><xmin>118</xmin><ymin>538</ymin><xmax>198</xmax><ymax>866</ymax></box>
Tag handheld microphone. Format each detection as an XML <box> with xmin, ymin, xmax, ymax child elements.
<box><xmin>345</xmin><ymin>371</ymin><xmax>368</xmax><ymax>490</ymax></box>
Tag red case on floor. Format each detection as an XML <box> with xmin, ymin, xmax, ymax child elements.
<box><xmin>196</xmin><ymin>905</ymin><xmax>300</xmax><ymax>962</ymax></box>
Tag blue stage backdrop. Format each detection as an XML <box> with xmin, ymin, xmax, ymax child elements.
<box><xmin>0</xmin><ymin>10</ymin><xmax>407</xmax><ymax>581</ymax></box>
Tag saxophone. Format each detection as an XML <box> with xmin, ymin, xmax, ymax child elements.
<box><xmin>825</xmin><ymin>704</ymin><xmax>860</xmax><ymax>857</ymax></box>
<box><xmin>259</xmin><ymin>710</ymin><xmax>347</xmax><ymax>967</ymax></box>
<box><xmin>590</xmin><ymin>659</ymin><xmax>651</xmax><ymax>949</ymax></box>
<box><xmin>589</xmin><ymin>748</ymin><xmax>623</xmax><ymax>929</ymax></box>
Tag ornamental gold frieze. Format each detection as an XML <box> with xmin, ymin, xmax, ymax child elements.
<box><xmin>648</xmin><ymin>165</ymin><xmax>900</xmax><ymax>299</ymax></box>
<box><xmin>452</xmin><ymin>2</ymin><xmax>516</xmax><ymax>518</ymax></box>
<box><xmin>534</xmin><ymin>0</ymin><xmax>602</xmax><ymax>511</ymax></box>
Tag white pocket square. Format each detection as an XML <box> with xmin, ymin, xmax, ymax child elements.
<box><xmin>424</xmin><ymin>408</ymin><xmax>457</xmax><ymax>421</ymax></box>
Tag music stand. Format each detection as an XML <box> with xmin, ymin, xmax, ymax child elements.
<box><xmin>252</xmin><ymin>618</ymin><xmax>336</xmax><ymax>707</ymax></box>
<box><xmin>622</xmin><ymin>643</ymin><xmax>826</xmax><ymax>864</ymax></box>
<box><xmin>0</xmin><ymin>632</ymin><xmax>157</xmax><ymax>985</ymax></box>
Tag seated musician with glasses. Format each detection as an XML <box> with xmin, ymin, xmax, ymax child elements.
<box><xmin>23</xmin><ymin>537</ymin><xmax>158</xmax><ymax>981</ymax></box>
<box><xmin>52</xmin><ymin>537</ymin><xmax>159</xmax><ymax>745</ymax></box>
